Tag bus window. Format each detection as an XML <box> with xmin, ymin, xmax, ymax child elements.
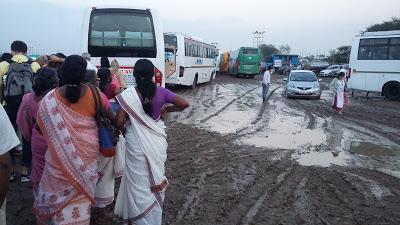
<box><xmin>242</xmin><ymin>48</ymin><xmax>259</xmax><ymax>55</ymax></box>
<box><xmin>389</xmin><ymin>38</ymin><xmax>400</xmax><ymax>60</ymax></box>
<box><xmin>358</xmin><ymin>38</ymin><xmax>390</xmax><ymax>60</ymax></box>
<box><xmin>88</xmin><ymin>9</ymin><xmax>156</xmax><ymax>58</ymax></box>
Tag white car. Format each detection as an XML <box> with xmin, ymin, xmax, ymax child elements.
<box><xmin>284</xmin><ymin>70</ymin><xmax>322</xmax><ymax>99</ymax></box>
<box><xmin>319</xmin><ymin>65</ymin><xmax>341</xmax><ymax>77</ymax></box>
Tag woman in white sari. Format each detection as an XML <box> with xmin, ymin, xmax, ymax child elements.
<box><xmin>114</xmin><ymin>59</ymin><xmax>189</xmax><ymax>225</ymax></box>
<box><xmin>330</xmin><ymin>71</ymin><xmax>346</xmax><ymax>114</ymax></box>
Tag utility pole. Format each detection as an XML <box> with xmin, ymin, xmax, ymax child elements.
<box><xmin>252</xmin><ymin>31</ymin><xmax>265</xmax><ymax>47</ymax></box>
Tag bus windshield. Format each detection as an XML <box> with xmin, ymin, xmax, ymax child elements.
<box><xmin>242</xmin><ymin>48</ymin><xmax>259</xmax><ymax>55</ymax></box>
<box><xmin>88</xmin><ymin>9</ymin><xmax>156</xmax><ymax>57</ymax></box>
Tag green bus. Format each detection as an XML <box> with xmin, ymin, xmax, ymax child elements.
<box><xmin>228</xmin><ymin>47</ymin><xmax>261</xmax><ymax>78</ymax></box>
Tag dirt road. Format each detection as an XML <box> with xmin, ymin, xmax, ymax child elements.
<box><xmin>7</xmin><ymin>75</ymin><xmax>400</xmax><ymax>225</ymax></box>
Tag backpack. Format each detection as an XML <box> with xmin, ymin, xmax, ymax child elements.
<box><xmin>3</xmin><ymin>60</ymin><xmax>34</xmax><ymax>99</ymax></box>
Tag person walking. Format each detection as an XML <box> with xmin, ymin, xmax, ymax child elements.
<box><xmin>114</xmin><ymin>59</ymin><xmax>189</xmax><ymax>225</ymax></box>
<box><xmin>33</xmin><ymin>55</ymin><xmax>112</xmax><ymax>225</ymax></box>
<box><xmin>0</xmin><ymin>40</ymin><xmax>41</xmax><ymax>181</ymax></box>
<box><xmin>0</xmin><ymin>104</ymin><xmax>20</xmax><ymax>225</ymax></box>
<box><xmin>262</xmin><ymin>65</ymin><xmax>272</xmax><ymax>103</ymax></box>
<box><xmin>330</xmin><ymin>72</ymin><xmax>346</xmax><ymax>114</ymax></box>
<box><xmin>16</xmin><ymin>67</ymin><xmax>59</xmax><ymax>188</ymax></box>
<box><xmin>111</xmin><ymin>59</ymin><xmax>126</xmax><ymax>91</ymax></box>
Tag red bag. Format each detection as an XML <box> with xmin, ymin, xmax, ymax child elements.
<box><xmin>344</xmin><ymin>92</ymin><xmax>350</xmax><ymax>107</ymax></box>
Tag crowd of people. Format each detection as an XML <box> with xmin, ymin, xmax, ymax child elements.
<box><xmin>0</xmin><ymin>40</ymin><xmax>189</xmax><ymax>225</ymax></box>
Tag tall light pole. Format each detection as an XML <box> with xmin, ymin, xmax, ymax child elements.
<box><xmin>252</xmin><ymin>31</ymin><xmax>265</xmax><ymax>47</ymax></box>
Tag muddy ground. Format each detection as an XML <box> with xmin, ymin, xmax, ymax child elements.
<box><xmin>7</xmin><ymin>74</ymin><xmax>400</xmax><ymax>225</ymax></box>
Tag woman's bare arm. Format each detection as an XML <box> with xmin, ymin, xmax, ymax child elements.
<box><xmin>116</xmin><ymin>108</ymin><xmax>128</xmax><ymax>135</ymax></box>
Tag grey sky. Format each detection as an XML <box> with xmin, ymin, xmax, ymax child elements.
<box><xmin>45</xmin><ymin>0</ymin><xmax>400</xmax><ymax>55</ymax></box>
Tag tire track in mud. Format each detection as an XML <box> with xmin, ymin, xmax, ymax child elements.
<box><xmin>200</xmin><ymin>86</ymin><xmax>260</xmax><ymax>123</ymax></box>
<box><xmin>241</xmin><ymin>165</ymin><xmax>295</xmax><ymax>225</ymax></box>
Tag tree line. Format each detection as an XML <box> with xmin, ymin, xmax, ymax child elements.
<box><xmin>258</xmin><ymin>16</ymin><xmax>400</xmax><ymax>64</ymax></box>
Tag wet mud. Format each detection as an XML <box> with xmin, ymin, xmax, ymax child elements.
<box><xmin>7</xmin><ymin>75</ymin><xmax>400</xmax><ymax>225</ymax></box>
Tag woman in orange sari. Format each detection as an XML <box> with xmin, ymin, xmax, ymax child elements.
<box><xmin>33</xmin><ymin>55</ymin><xmax>110</xmax><ymax>225</ymax></box>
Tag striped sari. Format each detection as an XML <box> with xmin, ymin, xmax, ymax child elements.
<box><xmin>34</xmin><ymin>89</ymin><xmax>99</xmax><ymax>225</ymax></box>
<box><xmin>114</xmin><ymin>87</ymin><xmax>168</xmax><ymax>225</ymax></box>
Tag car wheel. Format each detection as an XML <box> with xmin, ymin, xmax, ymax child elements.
<box><xmin>383</xmin><ymin>82</ymin><xmax>400</xmax><ymax>100</ymax></box>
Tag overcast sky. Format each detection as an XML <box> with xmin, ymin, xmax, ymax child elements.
<box><xmin>11</xmin><ymin>0</ymin><xmax>400</xmax><ymax>56</ymax></box>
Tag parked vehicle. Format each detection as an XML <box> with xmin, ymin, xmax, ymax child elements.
<box><xmin>228</xmin><ymin>47</ymin><xmax>261</xmax><ymax>78</ymax></box>
<box><xmin>266</xmin><ymin>54</ymin><xmax>299</xmax><ymax>74</ymax></box>
<box><xmin>219</xmin><ymin>52</ymin><xmax>230</xmax><ymax>74</ymax></box>
<box><xmin>0</xmin><ymin>1</ymin><xmax>166</xmax><ymax>87</ymax></box>
<box><xmin>305</xmin><ymin>61</ymin><xmax>330</xmax><ymax>75</ymax></box>
<box><xmin>348</xmin><ymin>30</ymin><xmax>400</xmax><ymax>100</ymax></box>
<box><xmin>284</xmin><ymin>70</ymin><xmax>322</xmax><ymax>99</ymax></box>
<box><xmin>331</xmin><ymin>64</ymin><xmax>349</xmax><ymax>77</ymax></box>
<box><xmin>319</xmin><ymin>64</ymin><xmax>348</xmax><ymax>77</ymax></box>
<box><xmin>163</xmin><ymin>32</ymin><xmax>217</xmax><ymax>88</ymax></box>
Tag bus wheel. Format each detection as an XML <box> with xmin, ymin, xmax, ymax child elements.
<box><xmin>383</xmin><ymin>82</ymin><xmax>400</xmax><ymax>100</ymax></box>
<box><xmin>249</xmin><ymin>75</ymin><xmax>255</xmax><ymax>79</ymax></box>
<box><xmin>192</xmin><ymin>74</ymin><xmax>198</xmax><ymax>89</ymax></box>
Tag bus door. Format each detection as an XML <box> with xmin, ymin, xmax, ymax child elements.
<box><xmin>165</xmin><ymin>45</ymin><xmax>177</xmax><ymax>78</ymax></box>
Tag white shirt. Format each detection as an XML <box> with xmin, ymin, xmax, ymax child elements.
<box><xmin>86</xmin><ymin>61</ymin><xmax>98</xmax><ymax>72</ymax></box>
<box><xmin>0</xmin><ymin>105</ymin><xmax>20</xmax><ymax>155</ymax></box>
<box><xmin>263</xmin><ymin>70</ymin><xmax>271</xmax><ymax>84</ymax></box>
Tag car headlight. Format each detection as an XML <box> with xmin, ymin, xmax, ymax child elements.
<box><xmin>313</xmin><ymin>83</ymin><xmax>319</xmax><ymax>89</ymax></box>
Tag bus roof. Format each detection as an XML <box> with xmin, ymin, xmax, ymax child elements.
<box><xmin>360</xmin><ymin>30</ymin><xmax>400</xmax><ymax>37</ymax></box>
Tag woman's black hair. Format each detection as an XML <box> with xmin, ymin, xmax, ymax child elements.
<box><xmin>60</xmin><ymin>55</ymin><xmax>87</xmax><ymax>103</ymax></box>
<box><xmin>0</xmin><ymin>53</ymin><xmax>12</xmax><ymax>62</ymax></box>
<box><xmin>83</xmin><ymin>69</ymin><xmax>98</xmax><ymax>86</ymax></box>
<box><xmin>101</xmin><ymin>56</ymin><xmax>110</xmax><ymax>68</ymax></box>
<box><xmin>134</xmin><ymin>59</ymin><xmax>156</xmax><ymax>117</ymax></box>
<box><xmin>32</xmin><ymin>67</ymin><xmax>59</xmax><ymax>96</ymax></box>
<box><xmin>97</xmin><ymin>67</ymin><xmax>112</xmax><ymax>92</ymax></box>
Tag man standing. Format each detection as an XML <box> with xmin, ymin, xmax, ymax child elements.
<box><xmin>0</xmin><ymin>41</ymin><xmax>40</xmax><ymax>182</ymax></box>
<box><xmin>82</xmin><ymin>52</ymin><xmax>98</xmax><ymax>72</ymax></box>
<box><xmin>262</xmin><ymin>65</ymin><xmax>272</xmax><ymax>103</ymax></box>
<box><xmin>0</xmin><ymin>104</ymin><xmax>21</xmax><ymax>225</ymax></box>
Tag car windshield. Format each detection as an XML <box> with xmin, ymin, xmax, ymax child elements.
<box><xmin>290</xmin><ymin>72</ymin><xmax>317</xmax><ymax>82</ymax></box>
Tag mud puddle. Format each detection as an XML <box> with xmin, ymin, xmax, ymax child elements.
<box><xmin>292</xmin><ymin>150</ymin><xmax>350</xmax><ymax>167</ymax></box>
<box><xmin>237</xmin><ymin>101</ymin><xmax>327</xmax><ymax>150</ymax></box>
<box><xmin>351</xmin><ymin>141</ymin><xmax>400</xmax><ymax>157</ymax></box>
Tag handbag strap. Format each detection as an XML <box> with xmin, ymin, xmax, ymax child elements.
<box><xmin>89</xmin><ymin>85</ymin><xmax>103</xmax><ymax>124</ymax></box>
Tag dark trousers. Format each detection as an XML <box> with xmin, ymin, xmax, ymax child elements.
<box><xmin>262</xmin><ymin>83</ymin><xmax>270</xmax><ymax>102</ymax></box>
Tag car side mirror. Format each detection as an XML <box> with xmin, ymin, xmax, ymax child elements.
<box><xmin>318</xmin><ymin>79</ymin><xmax>322</xmax><ymax>82</ymax></box>
<box><xmin>283</xmin><ymin>78</ymin><xmax>288</xmax><ymax>82</ymax></box>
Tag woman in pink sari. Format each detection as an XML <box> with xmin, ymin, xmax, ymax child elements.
<box><xmin>33</xmin><ymin>55</ymin><xmax>111</xmax><ymax>225</ymax></box>
<box><xmin>16</xmin><ymin>67</ymin><xmax>59</xmax><ymax>189</ymax></box>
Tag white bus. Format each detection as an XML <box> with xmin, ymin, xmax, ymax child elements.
<box><xmin>0</xmin><ymin>1</ymin><xmax>165</xmax><ymax>87</ymax></box>
<box><xmin>164</xmin><ymin>33</ymin><xmax>217</xmax><ymax>88</ymax></box>
<box><xmin>348</xmin><ymin>30</ymin><xmax>400</xmax><ymax>100</ymax></box>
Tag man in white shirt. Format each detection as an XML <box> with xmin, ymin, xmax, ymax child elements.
<box><xmin>82</xmin><ymin>52</ymin><xmax>98</xmax><ymax>72</ymax></box>
<box><xmin>0</xmin><ymin>104</ymin><xmax>20</xmax><ymax>225</ymax></box>
<box><xmin>262</xmin><ymin>65</ymin><xmax>272</xmax><ymax>103</ymax></box>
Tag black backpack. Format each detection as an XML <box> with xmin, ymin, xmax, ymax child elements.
<box><xmin>3</xmin><ymin>60</ymin><xmax>34</xmax><ymax>99</ymax></box>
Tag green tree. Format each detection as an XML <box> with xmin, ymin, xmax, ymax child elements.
<box><xmin>365</xmin><ymin>16</ymin><xmax>400</xmax><ymax>32</ymax></box>
<box><xmin>278</xmin><ymin>44</ymin><xmax>291</xmax><ymax>54</ymax></box>
<box><xmin>327</xmin><ymin>46</ymin><xmax>351</xmax><ymax>64</ymax></box>
<box><xmin>259</xmin><ymin>44</ymin><xmax>280</xmax><ymax>59</ymax></box>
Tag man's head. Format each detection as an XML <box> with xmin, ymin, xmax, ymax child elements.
<box><xmin>11</xmin><ymin>41</ymin><xmax>28</xmax><ymax>56</ymax></box>
<box><xmin>267</xmin><ymin>65</ymin><xmax>273</xmax><ymax>72</ymax></box>
<box><xmin>36</xmin><ymin>55</ymin><xmax>49</xmax><ymax>67</ymax></box>
<box><xmin>82</xmin><ymin>52</ymin><xmax>91</xmax><ymax>61</ymax></box>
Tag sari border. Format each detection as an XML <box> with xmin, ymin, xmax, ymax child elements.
<box><xmin>116</xmin><ymin>94</ymin><xmax>166</xmax><ymax>138</ymax></box>
<box><xmin>114</xmin><ymin>200</ymin><xmax>158</xmax><ymax>223</ymax></box>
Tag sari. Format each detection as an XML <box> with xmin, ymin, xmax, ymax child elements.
<box><xmin>34</xmin><ymin>89</ymin><xmax>99</xmax><ymax>225</ymax></box>
<box><xmin>330</xmin><ymin>78</ymin><xmax>345</xmax><ymax>112</ymax></box>
<box><xmin>114</xmin><ymin>87</ymin><xmax>168</xmax><ymax>225</ymax></box>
